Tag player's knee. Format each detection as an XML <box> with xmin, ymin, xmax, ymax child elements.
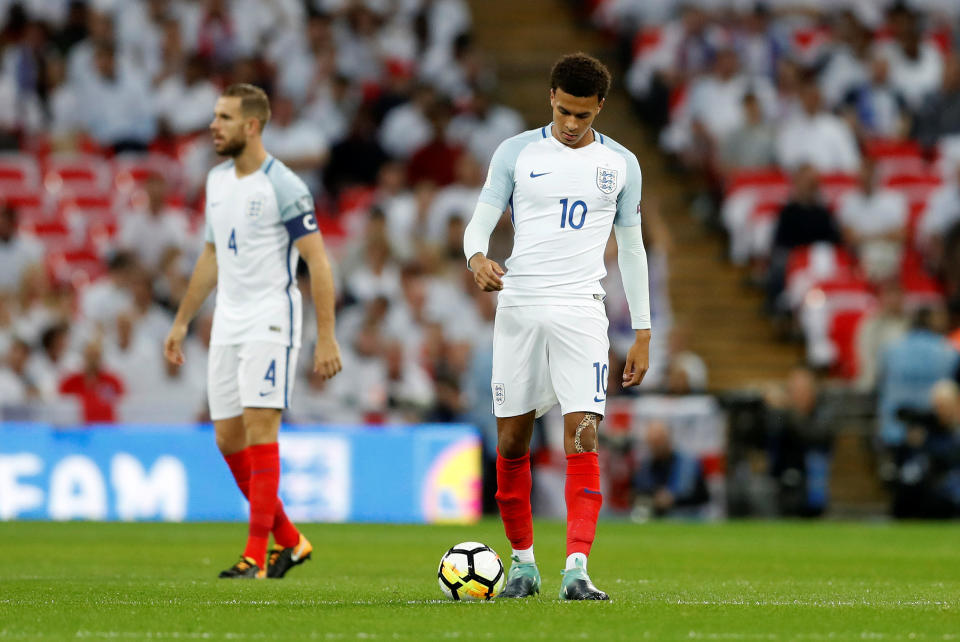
<box><xmin>243</xmin><ymin>408</ymin><xmax>282</xmax><ymax>444</ymax></box>
<box><xmin>573</xmin><ymin>413</ymin><xmax>600</xmax><ymax>453</ymax></box>
<box><xmin>215</xmin><ymin>431</ymin><xmax>245</xmax><ymax>455</ymax></box>
<box><xmin>497</xmin><ymin>432</ymin><xmax>529</xmax><ymax>459</ymax></box>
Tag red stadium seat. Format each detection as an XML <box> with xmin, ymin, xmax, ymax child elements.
<box><xmin>800</xmin><ymin>274</ymin><xmax>875</xmax><ymax>368</ymax></box>
<box><xmin>46</xmin><ymin>248</ymin><xmax>107</xmax><ymax>289</ymax></box>
<box><xmin>727</xmin><ymin>168</ymin><xmax>789</xmax><ymax>196</ymax></box>
<box><xmin>58</xmin><ymin>190</ymin><xmax>115</xmax><ymax>212</ymax></box>
<box><xmin>112</xmin><ymin>153</ymin><xmax>182</xmax><ymax>194</ymax></box>
<box><xmin>864</xmin><ymin>138</ymin><xmax>924</xmax><ymax>160</ymax></box>
<box><xmin>815</xmin><ymin>276</ymin><xmax>873</xmax><ymax>298</ymax></box>
<box><xmin>631</xmin><ymin>26</ymin><xmax>664</xmax><ymax>57</ymax></box>
<box><xmin>749</xmin><ymin>198</ymin><xmax>784</xmax><ymax>222</ymax></box>
<box><xmin>3</xmin><ymin>188</ymin><xmax>45</xmax><ymax>211</ymax></box>
<box><xmin>337</xmin><ymin>186</ymin><xmax>377</xmax><ymax>216</ymax></box>
<box><xmin>0</xmin><ymin>153</ymin><xmax>40</xmax><ymax>190</ymax></box>
<box><xmin>882</xmin><ymin>172</ymin><xmax>942</xmax><ymax>205</ymax></box>
<box><xmin>900</xmin><ymin>250</ymin><xmax>944</xmax><ymax>308</ymax></box>
<box><xmin>828</xmin><ymin>309</ymin><xmax>868</xmax><ymax>379</ymax></box>
<box><xmin>62</xmin><ymin>206</ymin><xmax>117</xmax><ymax>240</ymax></box>
<box><xmin>21</xmin><ymin>219</ymin><xmax>76</xmax><ymax>253</ymax></box>
<box><xmin>819</xmin><ymin>172</ymin><xmax>858</xmax><ymax>205</ymax></box>
<box><xmin>906</xmin><ymin>200</ymin><xmax>928</xmax><ymax>241</ymax></box>
<box><xmin>866</xmin><ymin>139</ymin><xmax>929</xmax><ymax>179</ymax></box>
<box><xmin>43</xmin><ymin>154</ymin><xmax>111</xmax><ymax>194</ymax></box>
<box><xmin>785</xmin><ymin>245</ymin><xmax>858</xmax><ymax>309</ymax></box>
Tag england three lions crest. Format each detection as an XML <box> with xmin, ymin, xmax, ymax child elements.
<box><xmin>493</xmin><ymin>383</ymin><xmax>505</xmax><ymax>406</ymax></box>
<box><xmin>246</xmin><ymin>193</ymin><xmax>267</xmax><ymax>221</ymax></box>
<box><xmin>596</xmin><ymin>167</ymin><xmax>618</xmax><ymax>194</ymax></box>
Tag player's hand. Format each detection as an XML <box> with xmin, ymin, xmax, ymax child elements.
<box><xmin>314</xmin><ymin>335</ymin><xmax>342</xmax><ymax>380</ymax></box>
<box><xmin>622</xmin><ymin>329</ymin><xmax>651</xmax><ymax>388</ymax></box>
<box><xmin>164</xmin><ymin>323</ymin><xmax>188</xmax><ymax>366</ymax></box>
<box><xmin>468</xmin><ymin>253</ymin><xmax>505</xmax><ymax>292</ymax></box>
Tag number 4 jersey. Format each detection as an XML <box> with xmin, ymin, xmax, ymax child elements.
<box><xmin>203</xmin><ymin>155</ymin><xmax>317</xmax><ymax>349</ymax></box>
<box><xmin>479</xmin><ymin>125</ymin><xmax>642</xmax><ymax>308</ymax></box>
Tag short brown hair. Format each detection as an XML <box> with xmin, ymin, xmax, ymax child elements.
<box><xmin>222</xmin><ymin>83</ymin><xmax>271</xmax><ymax>131</ymax></box>
<box><xmin>550</xmin><ymin>53</ymin><xmax>611</xmax><ymax>101</ymax></box>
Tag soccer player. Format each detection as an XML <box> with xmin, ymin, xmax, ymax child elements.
<box><xmin>163</xmin><ymin>84</ymin><xmax>341</xmax><ymax>579</ymax></box>
<box><xmin>463</xmin><ymin>53</ymin><xmax>651</xmax><ymax>600</ymax></box>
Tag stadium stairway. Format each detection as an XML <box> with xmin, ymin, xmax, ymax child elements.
<box><xmin>469</xmin><ymin>0</ymin><xmax>803</xmax><ymax>391</ymax></box>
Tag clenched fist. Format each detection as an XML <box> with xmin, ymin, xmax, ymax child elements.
<box><xmin>469</xmin><ymin>253</ymin><xmax>505</xmax><ymax>292</ymax></box>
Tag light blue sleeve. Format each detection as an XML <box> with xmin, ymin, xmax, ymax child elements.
<box><xmin>478</xmin><ymin>129</ymin><xmax>542</xmax><ymax>211</ymax></box>
<box><xmin>266</xmin><ymin>160</ymin><xmax>315</xmax><ymax>222</ymax></box>
<box><xmin>612</xmin><ymin>145</ymin><xmax>643</xmax><ymax>228</ymax></box>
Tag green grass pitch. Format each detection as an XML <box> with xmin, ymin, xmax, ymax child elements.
<box><xmin>1</xmin><ymin>520</ymin><xmax>958</xmax><ymax>641</ymax></box>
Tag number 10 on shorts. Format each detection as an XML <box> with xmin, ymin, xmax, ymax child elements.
<box><xmin>593</xmin><ymin>361</ymin><xmax>608</xmax><ymax>402</ymax></box>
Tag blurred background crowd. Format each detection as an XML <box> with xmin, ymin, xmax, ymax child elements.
<box><xmin>584</xmin><ymin>0</ymin><xmax>960</xmax><ymax>518</ymax></box>
<box><xmin>1</xmin><ymin>0</ymin><xmax>958</xmax><ymax>519</ymax></box>
<box><xmin>0</xmin><ymin>0</ymin><xmax>529</xmax><ymax>429</ymax></box>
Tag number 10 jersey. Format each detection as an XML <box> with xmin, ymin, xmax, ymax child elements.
<box><xmin>478</xmin><ymin>125</ymin><xmax>643</xmax><ymax>308</ymax></box>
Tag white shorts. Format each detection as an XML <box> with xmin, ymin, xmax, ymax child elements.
<box><xmin>208</xmin><ymin>342</ymin><xmax>299</xmax><ymax>420</ymax></box>
<box><xmin>491</xmin><ymin>304</ymin><xmax>609</xmax><ymax>418</ymax></box>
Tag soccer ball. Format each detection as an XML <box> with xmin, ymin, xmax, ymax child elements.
<box><xmin>437</xmin><ymin>542</ymin><xmax>505</xmax><ymax>601</ymax></box>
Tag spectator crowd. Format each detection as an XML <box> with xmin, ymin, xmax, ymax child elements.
<box><xmin>0</xmin><ymin>0</ymin><xmax>529</xmax><ymax>425</ymax></box>
<box><xmin>3</xmin><ymin>0</ymin><xmax>958</xmax><ymax>518</ymax></box>
<box><xmin>0</xmin><ymin>0</ymin><xmax>702</xmax><ymax>434</ymax></box>
<box><xmin>580</xmin><ymin>0</ymin><xmax>960</xmax><ymax>516</ymax></box>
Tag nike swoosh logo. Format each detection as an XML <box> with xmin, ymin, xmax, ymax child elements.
<box><xmin>259</xmin><ymin>391</ymin><xmax>272</xmax><ymax>397</ymax></box>
<box><xmin>529</xmin><ymin>171</ymin><xmax>551</xmax><ymax>178</ymax></box>
<box><xmin>593</xmin><ymin>396</ymin><xmax>605</xmax><ymax>403</ymax></box>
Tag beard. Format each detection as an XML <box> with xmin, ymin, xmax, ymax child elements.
<box><xmin>216</xmin><ymin>136</ymin><xmax>246</xmax><ymax>157</ymax></box>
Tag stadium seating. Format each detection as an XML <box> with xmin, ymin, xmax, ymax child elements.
<box><xmin>43</xmin><ymin>154</ymin><xmax>112</xmax><ymax>195</ymax></box>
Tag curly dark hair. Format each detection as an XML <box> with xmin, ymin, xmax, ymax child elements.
<box><xmin>550</xmin><ymin>53</ymin><xmax>612</xmax><ymax>101</ymax></box>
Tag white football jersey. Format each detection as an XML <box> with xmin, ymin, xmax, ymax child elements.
<box><xmin>479</xmin><ymin>125</ymin><xmax>643</xmax><ymax>307</ymax></box>
<box><xmin>204</xmin><ymin>155</ymin><xmax>318</xmax><ymax>348</ymax></box>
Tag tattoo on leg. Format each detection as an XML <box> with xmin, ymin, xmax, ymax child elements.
<box><xmin>574</xmin><ymin>413</ymin><xmax>600</xmax><ymax>453</ymax></box>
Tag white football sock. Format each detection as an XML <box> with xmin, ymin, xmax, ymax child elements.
<box><xmin>512</xmin><ymin>547</ymin><xmax>535</xmax><ymax>564</ymax></box>
<box><xmin>565</xmin><ymin>553</ymin><xmax>587</xmax><ymax>571</ymax></box>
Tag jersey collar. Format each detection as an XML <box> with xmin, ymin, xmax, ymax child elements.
<box><xmin>260</xmin><ymin>155</ymin><xmax>276</xmax><ymax>174</ymax></box>
<box><xmin>544</xmin><ymin>123</ymin><xmax>599</xmax><ymax>150</ymax></box>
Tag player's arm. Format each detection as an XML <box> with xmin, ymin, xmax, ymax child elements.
<box><xmin>464</xmin><ymin>202</ymin><xmax>506</xmax><ymax>291</ymax></box>
<box><xmin>164</xmin><ymin>241</ymin><xmax>217</xmax><ymax>365</ymax></box>
<box><xmin>274</xmin><ymin>169</ymin><xmax>342</xmax><ymax>380</ymax></box>
<box><xmin>614</xmin><ymin>152</ymin><xmax>651</xmax><ymax>388</ymax></box>
<box><xmin>296</xmin><ymin>231</ymin><xmax>342</xmax><ymax>380</ymax></box>
<box><xmin>464</xmin><ymin>136</ymin><xmax>517</xmax><ymax>291</ymax></box>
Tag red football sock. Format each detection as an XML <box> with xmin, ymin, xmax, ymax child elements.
<box><xmin>243</xmin><ymin>443</ymin><xmax>281</xmax><ymax>568</ymax></box>
<box><xmin>565</xmin><ymin>452</ymin><xmax>602</xmax><ymax>557</ymax></box>
<box><xmin>224</xmin><ymin>448</ymin><xmax>300</xmax><ymax>549</ymax></box>
<box><xmin>224</xmin><ymin>448</ymin><xmax>252</xmax><ymax>496</ymax></box>
<box><xmin>495</xmin><ymin>449</ymin><xmax>533</xmax><ymax>551</ymax></box>
<box><xmin>270</xmin><ymin>503</ymin><xmax>300</xmax><ymax>549</ymax></box>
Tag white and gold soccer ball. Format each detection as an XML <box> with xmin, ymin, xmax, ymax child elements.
<box><xmin>437</xmin><ymin>542</ymin><xmax>505</xmax><ymax>601</ymax></box>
